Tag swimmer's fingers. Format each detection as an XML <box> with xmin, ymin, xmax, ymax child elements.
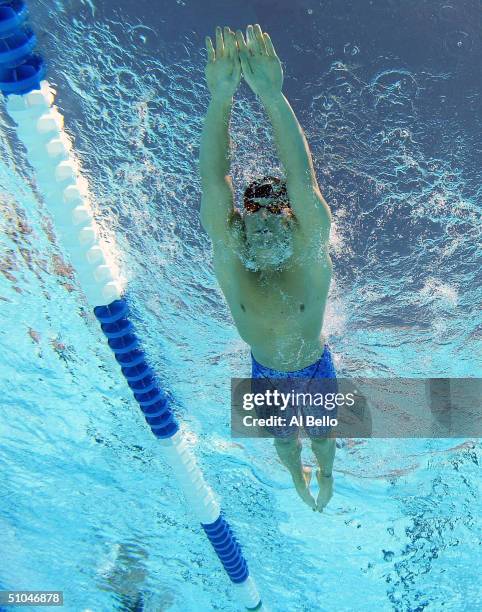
<box><xmin>236</xmin><ymin>30</ymin><xmax>253</xmax><ymax>75</ymax></box>
<box><xmin>235</xmin><ymin>30</ymin><xmax>249</xmax><ymax>55</ymax></box>
<box><xmin>254</xmin><ymin>24</ymin><xmax>267</xmax><ymax>54</ymax></box>
<box><xmin>223</xmin><ymin>26</ymin><xmax>236</xmax><ymax>59</ymax></box>
<box><xmin>246</xmin><ymin>24</ymin><xmax>260</xmax><ymax>55</ymax></box>
<box><xmin>215</xmin><ymin>25</ymin><xmax>224</xmax><ymax>57</ymax></box>
<box><xmin>227</xmin><ymin>29</ymin><xmax>241</xmax><ymax>82</ymax></box>
<box><xmin>263</xmin><ymin>32</ymin><xmax>277</xmax><ymax>58</ymax></box>
<box><xmin>205</xmin><ymin>36</ymin><xmax>215</xmax><ymax>63</ymax></box>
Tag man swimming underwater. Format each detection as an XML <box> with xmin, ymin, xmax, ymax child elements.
<box><xmin>200</xmin><ymin>24</ymin><xmax>336</xmax><ymax>512</ymax></box>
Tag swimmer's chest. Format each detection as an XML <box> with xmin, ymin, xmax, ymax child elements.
<box><xmin>228</xmin><ymin>265</ymin><xmax>329</xmax><ymax>328</ymax></box>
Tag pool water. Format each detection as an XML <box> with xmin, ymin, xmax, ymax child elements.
<box><xmin>0</xmin><ymin>1</ymin><xmax>481</xmax><ymax>610</ymax></box>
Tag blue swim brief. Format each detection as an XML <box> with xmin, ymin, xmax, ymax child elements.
<box><xmin>251</xmin><ymin>345</ymin><xmax>338</xmax><ymax>439</ymax></box>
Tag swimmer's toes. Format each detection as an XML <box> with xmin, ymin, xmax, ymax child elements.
<box><xmin>293</xmin><ymin>467</ymin><xmax>316</xmax><ymax>509</ymax></box>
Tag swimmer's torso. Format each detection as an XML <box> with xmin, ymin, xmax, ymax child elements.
<box><xmin>213</xmin><ymin>246</ymin><xmax>332</xmax><ymax>371</ymax></box>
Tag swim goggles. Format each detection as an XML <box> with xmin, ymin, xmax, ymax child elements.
<box><xmin>244</xmin><ymin>199</ymin><xmax>290</xmax><ymax>214</ymax></box>
<box><xmin>243</xmin><ymin>182</ymin><xmax>290</xmax><ymax>214</ymax></box>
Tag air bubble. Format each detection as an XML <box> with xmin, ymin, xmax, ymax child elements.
<box><xmin>442</xmin><ymin>30</ymin><xmax>472</xmax><ymax>55</ymax></box>
<box><xmin>128</xmin><ymin>25</ymin><xmax>158</xmax><ymax>49</ymax></box>
<box><xmin>343</xmin><ymin>43</ymin><xmax>359</xmax><ymax>56</ymax></box>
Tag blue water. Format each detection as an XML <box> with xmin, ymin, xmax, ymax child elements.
<box><xmin>0</xmin><ymin>0</ymin><xmax>481</xmax><ymax>610</ymax></box>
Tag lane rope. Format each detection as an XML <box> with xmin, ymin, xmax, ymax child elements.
<box><xmin>0</xmin><ymin>2</ymin><xmax>261</xmax><ymax>608</ymax></box>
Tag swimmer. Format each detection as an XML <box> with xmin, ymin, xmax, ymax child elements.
<box><xmin>200</xmin><ymin>25</ymin><xmax>336</xmax><ymax>511</ymax></box>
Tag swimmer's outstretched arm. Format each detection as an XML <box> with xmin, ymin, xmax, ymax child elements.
<box><xmin>200</xmin><ymin>26</ymin><xmax>241</xmax><ymax>242</ymax></box>
<box><xmin>236</xmin><ymin>25</ymin><xmax>331</xmax><ymax>234</ymax></box>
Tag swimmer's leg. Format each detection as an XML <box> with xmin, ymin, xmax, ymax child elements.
<box><xmin>274</xmin><ymin>436</ymin><xmax>316</xmax><ymax>509</ymax></box>
<box><xmin>310</xmin><ymin>437</ymin><xmax>336</xmax><ymax>512</ymax></box>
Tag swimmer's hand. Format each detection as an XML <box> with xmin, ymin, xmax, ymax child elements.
<box><xmin>236</xmin><ymin>25</ymin><xmax>283</xmax><ymax>101</ymax></box>
<box><xmin>205</xmin><ymin>26</ymin><xmax>241</xmax><ymax>101</ymax></box>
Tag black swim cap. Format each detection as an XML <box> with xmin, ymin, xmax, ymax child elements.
<box><xmin>243</xmin><ymin>176</ymin><xmax>290</xmax><ymax>209</ymax></box>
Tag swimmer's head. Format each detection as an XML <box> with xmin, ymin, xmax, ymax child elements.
<box><xmin>242</xmin><ymin>176</ymin><xmax>295</xmax><ymax>271</ymax></box>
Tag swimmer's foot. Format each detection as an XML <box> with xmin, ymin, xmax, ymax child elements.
<box><xmin>291</xmin><ymin>466</ymin><xmax>316</xmax><ymax>510</ymax></box>
<box><xmin>315</xmin><ymin>471</ymin><xmax>333</xmax><ymax>512</ymax></box>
